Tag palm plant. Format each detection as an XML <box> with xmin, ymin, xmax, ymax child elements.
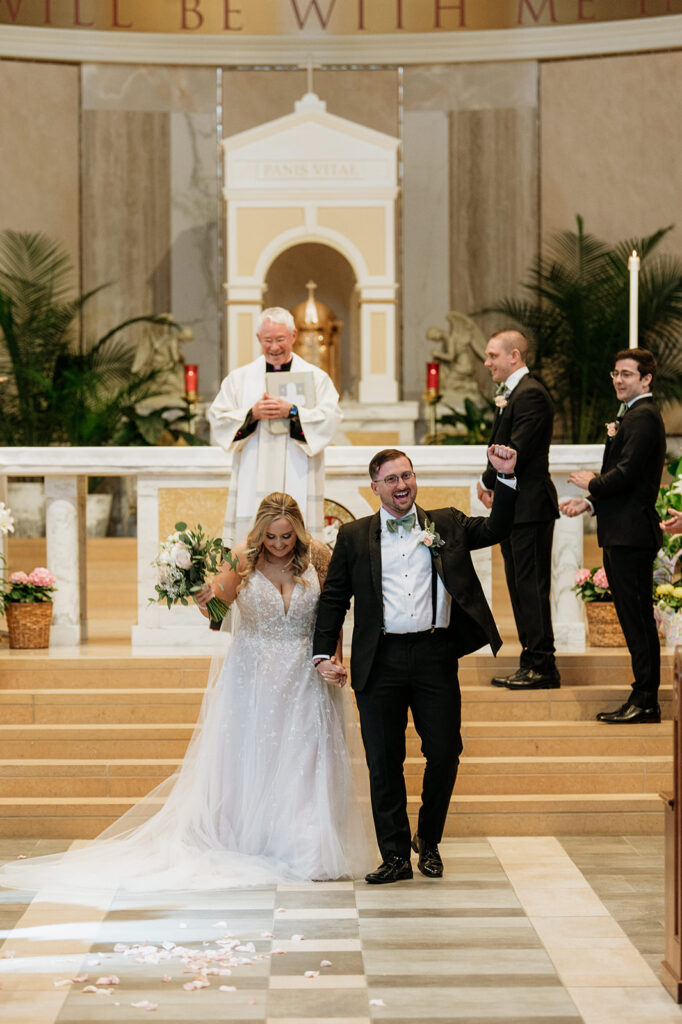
<box><xmin>0</xmin><ymin>230</ymin><xmax>200</xmax><ymax>446</ymax></box>
<box><xmin>485</xmin><ymin>216</ymin><xmax>682</xmax><ymax>442</ymax></box>
<box><xmin>429</xmin><ymin>397</ymin><xmax>496</xmax><ymax>445</ymax></box>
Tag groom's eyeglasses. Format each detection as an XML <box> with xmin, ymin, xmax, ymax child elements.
<box><xmin>609</xmin><ymin>370</ymin><xmax>638</xmax><ymax>380</ymax></box>
<box><xmin>379</xmin><ymin>472</ymin><xmax>415</xmax><ymax>486</ymax></box>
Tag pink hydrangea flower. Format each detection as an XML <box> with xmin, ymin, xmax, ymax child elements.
<box><xmin>27</xmin><ymin>567</ymin><xmax>56</xmax><ymax>587</ymax></box>
<box><xmin>9</xmin><ymin>571</ymin><xmax>29</xmax><ymax>584</ymax></box>
<box><xmin>592</xmin><ymin>568</ymin><xmax>609</xmax><ymax>590</ymax></box>
<box><xmin>574</xmin><ymin>568</ymin><xmax>591</xmax><ymax>586</ymax></box>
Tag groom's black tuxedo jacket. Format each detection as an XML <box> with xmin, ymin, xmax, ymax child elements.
<box><xmin>481</xmin><ymin>374</ymin><xmax>558</xmax><ymax>524</ymax></box>
<box><xmin>313</xmin><ymin>481</ymin><xmax>517</xmax><ymax>692</ymax></box>
<box><xmin>588</xmin><ymin>396</ymin><xmax>665</xmax><ymax>550</ymax></box>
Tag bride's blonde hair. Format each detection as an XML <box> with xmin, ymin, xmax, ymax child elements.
<box><xmin>239</xmin><ymin>492</ymin><xmax>311</xmax><ymax>591</ymax></box>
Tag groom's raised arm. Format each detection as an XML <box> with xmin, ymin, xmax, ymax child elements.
<box><xmin>313</xmin><ymin>528</ymin><xmax>353</xmax><ymax>659</ymax></box>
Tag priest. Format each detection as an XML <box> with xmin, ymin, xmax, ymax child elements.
<box><xmin>208</xmin><ymin>307</ymin><xmax>341</xmax><ymax>545</ymax></box>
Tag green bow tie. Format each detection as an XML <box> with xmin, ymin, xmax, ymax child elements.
<box><xmin>386</xmin><ymin>513</ymin><xmax>416</xmax><ymax>534</ymax></box>
<box><xmin>495</xmin><ymin>382</ymin><xmax>509</xmax><ymax>396</ymax></box>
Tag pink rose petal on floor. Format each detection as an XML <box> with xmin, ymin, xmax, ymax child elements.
<box><xmin>370</xmin><ymin>998</ymin><xmax>386</xmax><ymax>1007</ymax></box>
<box><xmin>53</xmin><ymin>979</ymin><xmax>73</xmax><ymax>988</ymax></box>
<box><xmin>71</xmin><ymin>974</ymin><xmax>88</xmax><ymax>983</ymax></box>
<box><xmin>304</xmin><ymin>970</ymin><xmax>319</xmax><ymax>978</ymax></box>
<box><xmin>131</xmin><ymin>1000</ymin><xmax>158</xmax><ymax>1011</ymax></box>
<box><xmin>219</xmin><ymin>985</ymin><xmax>237</xmax><ymax>992</ymax></box>
<box><xmin>320</xmin><ymin>960</ymin><xmax>332</xmax><ymax>967</ymax></box>
<box><xmin>291</xmin><ymin>934</ymin><xmax>305</xmax><ymax>941</ymax></box>
<box><xmin>260</xmin><ymin>931</ymin><xmax>274</xmax><ymax>938</ymax></box>
<box><xmin>161</xmin><ymin>975</ymin><xmax>171</xmax><ymax>983</ymax></box>
<box><xmin>96</xmin><ymin>975</ymin><xmax>119</xmax><ymax>986</ymax></box>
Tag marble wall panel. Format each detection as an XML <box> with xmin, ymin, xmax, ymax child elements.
<box><xmin>81</xmin><ymin>107</ymin><xmax>171</xmax><ymax>345</ymax></box>
<box><xmin>449</xmin><ymin>104</ymin><xmax>539</xmax><ymax>340</ymax></box>
<box><xmin>402</xmin><ymin>110</ymin><xmax>450</xmax><ymax>404</ymax></box>
<box><xmin>540</xmin><ymin>51</ymin><xmax>682</xmax><ymax>255</ymax></box>
<box><xmin>0</xmin><ymin>60</ymin><xmax>79</xmax><ymax>271</ymax></box>
<box><xmin>403</xmin><ymin>63</ymin><xmax>539</xmax><ymax>409</ymax></box>
<box><xmin>81</xmin><ymin>66</ymin><xmax>220</xmax><ymax>397</ymax></box>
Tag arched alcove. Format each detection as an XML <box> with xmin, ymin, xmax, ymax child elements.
<box><xmin>264</xmin><ymin>242</ymin><xmax>359</xmax><ymax>400</ymax></box>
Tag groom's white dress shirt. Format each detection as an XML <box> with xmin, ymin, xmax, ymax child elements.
<box><xmin>380</xmin><ymin>505</ymin><xmax>451</xmax><ymax>634</ymax></box>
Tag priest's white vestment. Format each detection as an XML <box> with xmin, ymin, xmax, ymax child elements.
<box><xmin>208</xmin><ymin>353</ymin><xmax>341</xmax><ymax>545</ymax></box>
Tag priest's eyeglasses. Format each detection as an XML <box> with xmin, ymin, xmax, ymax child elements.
<box><xmin>609</xmin><ymin>370</ymin><xmax>638</xmax><ymax>379</ymax></box>
<box><xmin>380</xmin><ymin>472</ymin><xmax>415</xmax><ymax>486</ymax></box>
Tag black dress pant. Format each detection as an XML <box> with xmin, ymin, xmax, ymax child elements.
<box><xmin>354</xmin><ymin>630</ymin><xmax>462</xmax><ymax>861</ymax></box>
<box><xmin>500</xmin><ymin>519</ymin><xmax>556</xmax><ymax>673</ymax></box>
<box><xmin>603</xmin><ymin>545</ymin><xmax>660</xmax><ymax>707</ymax></box>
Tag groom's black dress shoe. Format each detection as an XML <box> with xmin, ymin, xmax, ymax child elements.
<box><xmin>504</xmin><ymin>668</ymin><xmax>560</xmax><ymax>690</ymax></box>
<box><xmin>365</xmin><ymin>855</ymin><xmax>413</xmax><ymax>884</ymax></box>
<box><xmin>596</xmin><ymin>701</ymin><xmax>661</xmax><ymax>724</ymax></box>
<box><xmin>411</xmin><ymin>835</ymin><xmax>443</xmax><ymax>878</ymax></box>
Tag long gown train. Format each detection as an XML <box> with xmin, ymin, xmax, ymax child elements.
<box><xmin>0</xmin><ymin>565</ymin><xmax>374</xmax><ymax>894</ymax></box>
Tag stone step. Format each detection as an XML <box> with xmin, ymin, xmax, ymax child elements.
<box><xmin>0</xmin><ymin>791</ymin><xmax>664</xmax><ymax>839</ymax></box>
<box><xmin>0</xmin><ymin>719</ymin><xmax>671</xmax><ymax>760</ymax></box>
<box><xmin>0</xmin><ymin>649</ymin><xmax>673</xmax><ymax>690</ymax></box>
<box><xmin>0</xmin><ymin>754</ymin><xmax>671</xmax><ymax>799</ymax></box>
<box><xmin>441</xmin><ymin>792</ymin><xmax>665</xmax><ymax>836</ymax></box>
<box><xmin>455</xmin><ymin>720</ymin><xmax>672</xmax><ymax>759</ymax></box>
<box><xmin>0</xmin><ymin>685</ymin><xmax>673</xmax><ymax>725</ymax></box>
<box><xmin>0</xmin><ymin>657</ymin><xmax>208</xmax><ymax>691</ymax></box>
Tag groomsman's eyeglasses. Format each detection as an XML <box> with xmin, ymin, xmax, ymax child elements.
<box><xmin>380</xmin><ymin>472</ymin><xmax>415</xmax><ymax>486</ymax></box>
<box><xmin>609</xmin><ymin>370</ymin><xmax>638</xmax><ymax>380</ymax></box>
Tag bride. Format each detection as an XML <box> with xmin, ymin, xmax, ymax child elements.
<box><xmin>0</xmin><ymin>493</ymin><xmax>373</xmax><ymax>894</ymax></box>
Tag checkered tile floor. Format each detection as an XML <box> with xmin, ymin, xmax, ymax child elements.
<box><xmin>0</xmin><ymin>837</ymin><xmax>680</xmax><ymax>1024</ymax></box>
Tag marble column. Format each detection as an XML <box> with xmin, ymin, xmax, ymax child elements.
<box><xmin>45</xmin><ymin>477</ymin><xmax>80</xmax><ymax>646</ymax></box>
<box><xmin>551</xmin><ymin>513</ymin><xmax>586</xmax><ymax>652</ymax></box>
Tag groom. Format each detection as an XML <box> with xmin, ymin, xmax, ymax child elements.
<box><xmin>313</xmin><ymin>445</ymin><xmax>517</xmax><ymax>883</ymax></box>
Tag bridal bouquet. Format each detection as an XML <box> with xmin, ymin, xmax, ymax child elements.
<box><xmin>151</xmin><ymin>522</ymin><xmax>234</xmax><ymax>623</ymax></box>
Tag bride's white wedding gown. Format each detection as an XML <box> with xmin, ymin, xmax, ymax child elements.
<box><xmin>0</xmin><ymin>565</ymin><xmax>373</xmax><ymax>893</ymax></box>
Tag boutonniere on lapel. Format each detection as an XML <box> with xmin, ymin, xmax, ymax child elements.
<box><xmin>605</xmin><ymin>421</ymin><xmax>618</xmax><ymax>437</ymax></box>
<box><xmin>416</xmin><ymin>518</ymin><xmax>445</xmax><ymax>558</ymax></box>
<box><xmin>494</xmin><ymin>394</ymin><xmax>508</xmax><ymax>409</ymax></box>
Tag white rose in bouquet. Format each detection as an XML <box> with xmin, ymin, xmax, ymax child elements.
<box><xmin>171</xmin><ymin>543</ymin><xmax>192</xmax><ymax>570</ymax></box>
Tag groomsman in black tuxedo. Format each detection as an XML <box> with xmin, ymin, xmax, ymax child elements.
<box><xmin>313</xmin><ymin>445</ymin><xmax>517</xmax><ymax>883</ymax></box>
<box><xmin>560</xmin><ymin>348</ymin><xmax>666</xmax><ymax>724</ymax></box>
<box><xmin>478</xmin><ymin>329</ymin><xmax>560</xmax><ymax>691</ymax></box>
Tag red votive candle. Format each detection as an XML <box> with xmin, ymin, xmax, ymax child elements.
<box><xmin>426</xmin><ymin>362</ymin><xmax>439</xmax><ymax>394</ymax></box>
<box><xmin>184</xmin><ymin>364</ymin><xmax>199</xmax><ymax>398</ymax></box>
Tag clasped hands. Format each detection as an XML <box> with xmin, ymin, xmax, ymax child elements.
<box><xmin>558</xmin><ymin>469</ymin><xmax>597</xmax><ymax>518</ymax></box>
<box><xmin>476</xmin><ymin>445</ymin><xmax>517</xmax><ymax>509</ymax></box>
<box><xmin>252</xmin><ymin>393</ymin><xmax>292</xmax><ymax>421</ymax></box>
<box><xmin>315</xmin><ymin>656</ymin><xmax>347</xmax><ymax>688</ymax></box>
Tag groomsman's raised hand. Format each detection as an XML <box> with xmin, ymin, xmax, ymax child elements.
<box><xmin>486</xmin><ymin>444</ymin><xmax>517</xmax><ymax>474</ymax></box>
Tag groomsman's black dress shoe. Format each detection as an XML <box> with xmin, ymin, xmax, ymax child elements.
<box><xmin>365</xmin><ymin>855</ymin><xmax>413</xmax><ymax>884</ymax></box>
<box><xmin>490</xmin><ymin>669</ymin><xmax>525</xmax><ymax>688</ymax></box>
<box><xmin>596</xmin><ymin>701</ymin><xmax>661</xmax><ymax>724</ymax></box>
<box><xmin>504</xmin><ymin>668</ymin><xmax>561</xmax><ymax>690</ymax></box>
<box><xmin>411</xmin><ymin>835</ymin><xmax>443</xmax><ymax>878</ymax></box>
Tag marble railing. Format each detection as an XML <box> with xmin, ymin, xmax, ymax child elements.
<box><xmin>0</xmin><ymin>445</ymin><xmax>604</xmax><ymax>650</ymax></box>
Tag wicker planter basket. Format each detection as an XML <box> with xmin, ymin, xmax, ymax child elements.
<box><xmin>585</xmin><ymin>600</ymin><xmax>626</xmax><ymax>647</ymax></box>
<box><xmin>5</xmin><ymin>602</ymin><xmax>53</xmax><ymax>649</ymax></box>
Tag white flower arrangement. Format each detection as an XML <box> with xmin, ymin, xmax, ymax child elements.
<box><xmin>0</xmin><ymin>502</ymin><xmax>15</xmax><ymax>535</ymax></box>
<box><xmin>151</xmin><ymin>522</ymin><xmax>235</xmax><ymax>622</ymax></box>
